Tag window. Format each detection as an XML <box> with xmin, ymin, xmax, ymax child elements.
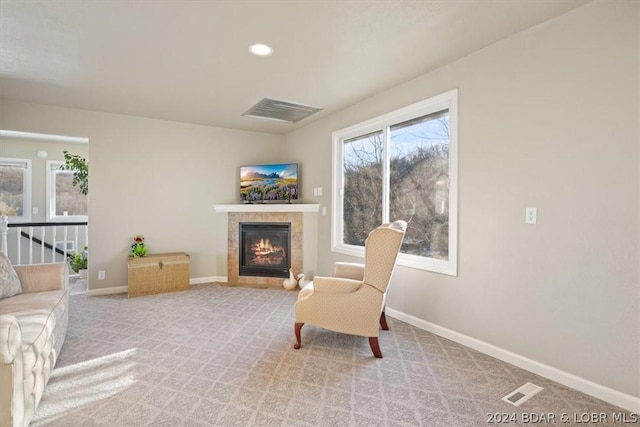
<box><xmin>46</xmin><ymin>161</ymin><xmax>88</xmax><ymax>221</ymax></box>
<box><xmin>332</xmin><ymin>89</ymin><xmax>458</xmax><ymax>275</ymax></box>
<box><xmin>0</xmin><ymin>158</ymin><xmax>32</xmax><ymax>222</ymax></box>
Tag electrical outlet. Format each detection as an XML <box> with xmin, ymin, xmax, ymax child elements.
<box><xmin>98</xmin><ymin>270</ymin><xmax>105</xmax><ymax>280</ymax></box>
<box><xmin>525</xmin><ymin>207</ymin><xmax>537</xmax><ymax>224</ymax></box>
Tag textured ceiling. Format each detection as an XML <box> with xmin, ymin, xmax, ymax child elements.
<box><xmin>0</xmin><ymin>0</ymin><xmax>589</xmax><ymax>134</ymax></box>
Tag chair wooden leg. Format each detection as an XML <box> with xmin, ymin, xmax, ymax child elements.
<box><xmin>369</xmin><ymin>337</ymin><xmax>383</xmax><ymax>358</ymax></box>
<box><xmin>380</xmin><ymin>311</ymin><xmax>389</xmax><ymax>331</ymax></box>
<box><xmin>294</xmin><ymin>323</ymin><xmax>304</xmax><ymax>349</ymax></box>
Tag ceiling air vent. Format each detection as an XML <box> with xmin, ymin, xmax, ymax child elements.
<box><xmin>242</xmin><ymin>98</ymin><xmax>322</xmax><ymax>124</ymax></box>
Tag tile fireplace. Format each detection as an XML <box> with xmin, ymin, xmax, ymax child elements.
<box><xmin>215</xmin><ymin>204</ymin><xmax>319</xmax><ymax>288</ymax></box>
<box><xmin>225</xmin><ymin>209</ymin><xmax>307</xmax><ymax>288</ymax></box>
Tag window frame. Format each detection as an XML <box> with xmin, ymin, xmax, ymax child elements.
<box><xmin>46</xmin><ymin>160</ymin><xmax>88</xmax><ymax>222</ymax></box>
<box><xmin>0</xmin><ymin>157</ymin><xmax>32</xmax><ymax>223</ymax></box>
<box><xmin>331</xmin><ymin>89</ymin><xmax>458</xmax><ymax>276</ymax></box>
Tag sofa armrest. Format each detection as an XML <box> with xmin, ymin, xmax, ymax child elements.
<box><xmin>1</xmin><ymin>314</ymin><xmax>25</xmax><ymax>427</ymax></box>
<box><xmin>0</xmin><ymin>315</ymin><xmax>21</xmax><ymax>365</ymax></box>
<box><xmin>13</xmin><ymin>263</ymin><xmax>69</xmax><ymax>294</ymax></box>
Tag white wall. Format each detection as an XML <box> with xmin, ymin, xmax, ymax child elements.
<box><xmin>0</xmin><ymin>101</ymin><xmax>283</xmax><ymax>290</ymax></box>
<box><xmin>284</xmin><ymin>0</ymin><xmax>639</xmax><ymax>406</ymax></box>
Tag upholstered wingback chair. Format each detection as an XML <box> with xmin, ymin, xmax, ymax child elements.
<box><xmin>294</xmin><ymin>220</ymin><xmax>407</xmax><ymax>358</ymax></box>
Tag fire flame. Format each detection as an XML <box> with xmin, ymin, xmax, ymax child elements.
<box><xmin>255</xmin><ymin>238</ymin><xmax>274</xmax><ymax>255</ymax></box>
<box><xmin>247</xmin><ymin>237</ymin><xmax>285</xmax><ymax>265</ymax></box>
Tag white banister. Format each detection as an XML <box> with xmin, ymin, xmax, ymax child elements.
<box><xmin>28</xmin><ymin>226</ymin><xmax>34</xmax><ymax>264</ymax></box>
<box><xmin>3</xmin><ymin>220</ymin><xmax>87</xmax><ymax>265</ymax></box>
<box><xmin>63</xmin><ymin>226</ymin><xmax>68</xmax><ymax>258</ymax></box>
<box><xmin>16</xmin><ymin>226</ymin><xmax>21</xmax><ymax>264</ymax></box>
<box><xmin>74</xmin><ymin>225</ymin><xmax>79</xmax><ymax>256</ymax></box>
<box><xmin>51</xmin><ymin>227</ymin><xmax>57</xmax><ymax>262</ymax></box>
<box><xmin>0</xmin><ymin>215</ymin><xmax>7</xmax><ymax>256</ymax></box>
<box><xmin>40</xmin><ymin>226</ymin><xmax>45</xmax><ymax>262</ymax></box>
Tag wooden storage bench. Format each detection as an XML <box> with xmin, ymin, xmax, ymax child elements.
<box><xmin>127</xmin><ymin>252</ymin><xmax>190</xmax><ymax>297</ymax></box>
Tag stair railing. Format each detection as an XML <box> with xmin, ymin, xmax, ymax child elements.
<box><xmin>0</xmin><ymin>215</ymin><xmax>88</xmax><ymax>265</ymax></box>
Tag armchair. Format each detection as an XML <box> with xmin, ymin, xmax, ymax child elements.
<box><xmin>293</xmin><ymin>220</ymin><xmax>407</xmax><ymax>358</ymax></box>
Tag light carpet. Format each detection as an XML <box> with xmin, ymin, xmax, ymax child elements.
<box><xmin>31</xmin><ymin>283</ymin><xmax>628</xmax><ymax>426</ymax></box>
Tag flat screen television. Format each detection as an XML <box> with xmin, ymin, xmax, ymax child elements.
<box><xmin>240</xmin><ymin>163</ymin><xmax>298</xmax><ymax>203</ymax></box>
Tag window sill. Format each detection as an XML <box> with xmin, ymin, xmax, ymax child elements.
<box><xmin>331</xmin><ymin>244</ymin><xmax>457</xmax><ymax>276</ymax></box>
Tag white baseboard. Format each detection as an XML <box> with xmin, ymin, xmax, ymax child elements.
<box><xmin>86</xmin><ymin>286</ymin><xmax>128</xmax><ymax>296</ymax></box>
<box><xmin>190</xmin><ymin>276</ymin><xmax>226</xmax><ymax>285</ymax></box>
<box><xmin>385</xmin><ymin>308</ymin><xmax>640</xmax><ymax>413</ymax></box>
<box><xmin>86</xmin><ymin>276</ymin><xmax>228</xmax><ymax>296</ymax></box>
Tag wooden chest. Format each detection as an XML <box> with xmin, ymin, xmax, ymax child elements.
<box><xmin>127</xmin><ymin>252</ymin><xmax>190</xmax><ymax>297</ymax></box>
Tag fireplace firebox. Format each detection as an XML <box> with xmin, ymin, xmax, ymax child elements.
<box><xmin>239</xmin><ymin>222</ymin><xmax>291</xmax><ymax>278</ymax></box>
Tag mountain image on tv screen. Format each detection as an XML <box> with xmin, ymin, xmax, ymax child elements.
<box><xmin>240</xmin><ymin>163</ymin><xmax>298</xmax><ymax>202</ymax></box>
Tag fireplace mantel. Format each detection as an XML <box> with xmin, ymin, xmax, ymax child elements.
<box><xmin>213</xmin><ymin>203</ymin><xmax>319</xmax><ymax>213</ymax></box>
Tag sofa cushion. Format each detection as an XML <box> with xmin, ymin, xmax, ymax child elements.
<box><xmin>0</xmin><ymin>252</ymin><xmax>22</xmax><ymax>300</ymax></box>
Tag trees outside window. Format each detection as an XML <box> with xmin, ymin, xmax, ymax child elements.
<box><xmin>333</xmin><ymin>90</ymin><xmax>458</xmax><ymax>275</ymax></box>
<box><xmin>0</xmin><ymin>158</ymin><xmax>31</xmax><ymax>222</ymax></box>
<box><xmin>46</xmin><ymin>161</ymin><xmax>88</xmax><ymax>220</ymax></box>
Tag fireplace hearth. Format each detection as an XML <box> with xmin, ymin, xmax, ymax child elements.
<box><xmin>239</xmin><ymin>222</ymin><xmax>291</xmax><ymax>278</ymax></box>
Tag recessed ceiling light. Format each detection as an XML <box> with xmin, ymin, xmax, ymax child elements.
<box><xmin>249</xmin><ymin>43</ymin><xmax>273</xmax><ymax>56</ymax></box>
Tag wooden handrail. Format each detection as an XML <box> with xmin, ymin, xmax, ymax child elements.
<box><xmin>7</xmin><ymin>221</ymin><xmax>88</xmax><ymax>227</ymax></box>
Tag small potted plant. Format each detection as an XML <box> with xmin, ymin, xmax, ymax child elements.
<box><xmin>69</xmin><ymin>246</ymin><xmax>88</xmax><ymax>278</ymax></box>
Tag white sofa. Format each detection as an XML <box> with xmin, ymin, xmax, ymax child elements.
<box><xmin>0</xmin><ymin>262</ymin><xmax>69</xmax><ymax>427</ymax></box>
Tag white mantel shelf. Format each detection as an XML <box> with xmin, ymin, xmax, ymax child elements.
<box><xmin>213</xmin><ymin>203</ymin><xmax>320</xmax><ymax>213</ymax></box>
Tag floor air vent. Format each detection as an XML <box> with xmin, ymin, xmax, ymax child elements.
<box><xmin>242</xmin><ymin>98</ymin><xmax>322</xmax><ymax>124</ymax></box>
<box><xmin>502</xmin><ymin>382</ymin><xmax>543</xmax><ymax>407</ymax></box>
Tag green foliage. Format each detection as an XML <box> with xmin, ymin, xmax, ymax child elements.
<box><xmin>69</xmin><ymin>247</ymin><xmax>88</xmax><ymax>273</ymax></box>
<box><xmin>59</xmin><ymin>151</ymin><xmax>89</xmax><ymax>196</ymax></box>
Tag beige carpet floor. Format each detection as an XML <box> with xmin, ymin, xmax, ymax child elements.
<box><xmin>31</xmin><ymin>283</ymin><xmax>630</xmax><ymax>426</ymax></box>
